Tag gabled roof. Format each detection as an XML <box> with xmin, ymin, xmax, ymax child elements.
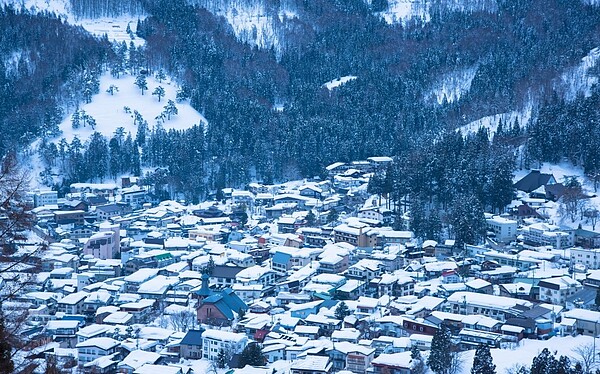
<box><xmin>180</xmin><ymin>329</ymin><xmax>204</xmax><ymax>346</ymax></box>
<box><xmin>514</xmin><ymin>170</ymin><xmax>555</xmax><ymax>193</ymax></box>
<box><xmin>200</xmin><ymin>289</ymin><xmax>248</xmax><ymax>319</ymax></box>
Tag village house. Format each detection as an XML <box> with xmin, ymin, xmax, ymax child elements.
<box><xmin>201</xmin><ymin>329</ymin><xmax>248</xmax><ymax>361</ymax></box>
<box><xmin>538</xmin><ymin>276</ymin><xmax>582</xmax><ymax>305</ymax></box>
<box><xmin>76</xmin><ymin>337</ymin><xmax>120</xmax><ymax>366</ymax></box>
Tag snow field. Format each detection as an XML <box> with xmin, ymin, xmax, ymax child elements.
<box><xmin>57</xmin><ymin>72</ymin><xmax>207</xmax><ymax>142</ymax></box>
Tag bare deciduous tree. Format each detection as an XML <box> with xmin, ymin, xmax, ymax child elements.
<box><xmin>572</xmin><ymin>343</ymin><xmax>598</xmax><ymax>374</ymax></box>
<box><xmin>0</xmin><ymin>152</ymin><xmax>47</xmax><ymax>371</ymax></box>
<box><xmin>169</xmin><ymin>309</ymin><xmax>197</xmax><ymax>332</ymax></box>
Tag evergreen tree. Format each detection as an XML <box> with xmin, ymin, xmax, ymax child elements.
<box><xmin>239</xmin><ymin>343</ymin><xmax>265</xmax><ymax>367</ymax></box>
<box><xmin>305</xmin><ymin>211</ymin><xmax>316</xmax><ymax>226</ymax></box>
<box><xmin>106</xmin><ymin>84</ymin><xmax>119</xmax><ymax>95</ymax></box>
<box><xmin>135</xmin><ymin>73</ymin><xmax>148</xmax><ymax>95</ymax></box>
<box><xmin>152</xmin><ymin>86</ymin><xmax>165</xmax><ymax>102</ymax></box>
<box><xmin>410</xmin><ymin>345</ymin><xmax>426</xmax><ymax>374</ymax></box>
<box><xmin>428</xmin><ymin>325</ymin><xmax>453</xmax><ymax>374</ymax></box>
<box><xmin>164</xmin><ymin>100</ymin><xmax>178</xmax><ymax>120</ymax></box>
<box><xmin>334</xmin><ymin>301</ymin><xmax>351</xmax><ymax>320</ymax></box>
<box><xmin>216</xmin><ymin>348</ymin><xmax>227</xmax><ymax>369</ymax></box>
<box><xmin>202</xmin><ymin>256</ymin><xmax>215</xmax><ymax>276</ymax></box>
<box><xmin>71</xmin><ymin>110</ymin><xmax>80</xmax><ymax>129</ymax></box>
<box><xmin>156</xmin><ymin>69</ymin><xmax>166</xmax><ymax>83</ymax></box>
<box><xmin>327</xmin><ymin>209</ymin><xmax>338</xmax><ymax>223</ymax></box>
<box><xmin>109</xmin><ymin>136</ymin><xmax>121</xmax><ymax>178</ymax></box>
<box><xmin>448</xmin><ymin>193</ymin><xmax>486</xmax><ymax>250</ymax></box>
<box><xmin>471</xmin><ymin>344</ymin><xmax>496</xmax><ymax>374</ymax></box>
<box><xmin>531</xmin><ymin>348</ymin><xmax>558</xmax><ymax>374</ymax></box>
<box><xmin>85</xmin><ymin>132</ymin><xmax>109</xmax><ymax>181</ymax></box>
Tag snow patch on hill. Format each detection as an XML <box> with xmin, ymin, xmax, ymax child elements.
<box><xmin>556</xmin><ymin>46</ymin><xmax>600</xmax><ymax>101</ymax></box>
<box><xmin>0</xmin><ymin>0</ymin><xmax>71</xmax><ymax>17</ymax></box>
<box><xmin>426</xmin><ymin>66</ymin><xmax>478</xmax><ymax>105</ymax></box>
<box><xmin>190</xmin><ymin>0</ymin><xmax>296</xmax><ymax>52</ymax></box>
<box><xmin>56</xmin><ymin>72</ymin><xmax>207</xmax><ymax>143</ymax></box>
<box><xmin>221</xmin><ymin>3</ymin><xmax>279</xmax><ymax>49</ymax></box>
<box><xmin>78</xmin><ymin>17</ymin><xmax>145</xmax><ymax>46</ymax></box>
<box><xmin>459</xmin><ymin>104</ymin><xmax>533</xmax><ymax>138</ymax></box>
<box><xmin>323</xmin><ymin>76</ymin><xmax>358</xmax><ymax>90</ymax></box>
<box><xmin>461</xmin><ymin>335</ymin><xmax>595</xmax><ymax>374</ymax></box>
<box><xmin>378</xmin><ymin>0</ymin><xmax>497</xmax><ymax>25</ymax></box>
<box><xmin>0</xmin><ymin>0</ymin><xmax>145</xmax><ymax>46</ymax></box>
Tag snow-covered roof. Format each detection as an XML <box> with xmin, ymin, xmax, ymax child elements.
<box><xmin>202</xmin><ymin>329</ymin><xmax>247</xmax><ymax>343</ymax></box>
<box><xmin>372</xmin><ymin>351</ymin><xmax>412</xmax><ymax>368</ymax></box>
<box><xmin>447</xmin><ymin>292</ymin><xmax>533</xmax><ymax>311</ymax></box>
<box><xmin>76</xmin><ymin>337</ymin><xmax>119</xmax><ymax>350</ymax></box>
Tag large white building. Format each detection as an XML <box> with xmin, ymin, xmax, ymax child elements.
<box><xmin>32</xmin><ymin>189</ymin><xmax>58</xmax><ymax>207</ymax></box>
<box><xmin>570</xmin><ymin>247</ymin><xmax>600</xmax><ymax>270</ymax></box>
<box><xmin>538</xmin><ymin>276</ymin><xmax>582</xmax><ymax>305</ymax></box>
<box><xmin>521</xmin><ymin>222</ymin><xmax>573</xmax><ymax>249</ymax></box>
<box><xmin>201</xmin><ymin>329</ymin><xmax>248</xmax><ymax>361</ymax></box>
<box><xmin>486</xmin><ymin>215</ymin><xmax>517</xmax><ymax>243</ymax></box>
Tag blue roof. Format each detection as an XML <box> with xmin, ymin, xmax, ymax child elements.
<box><xmin>200</xmin><ymin>289</ymin><xmax>248</xmax><ymax>321</ymax></box>
<box><xmin>221</xmin><ymin>288</ymin><xmax>248</xmax><ymax>312</ymax></box>
<box><xmin>180</xmin><ymin>329</ymin><xmax>204</xmax><ymax>346</ymax></box>
<box><xmin>273</xmin><ymin>252</ymin><xmax>291</xmax><ymax>265</ymax></box>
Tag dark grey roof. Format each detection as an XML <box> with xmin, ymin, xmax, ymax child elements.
<box><xmin>211</xmin><ymin>265</ymin><xmax>245</xmax><ymax>279</ymax></box>
<box><xmin>514</xmin><ymin>170</ymin><xmax>555</xmax><ymax>193</ymax></box>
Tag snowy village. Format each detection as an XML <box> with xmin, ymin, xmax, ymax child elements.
<box><xmin>3</xmin><ymin>0</ymin><xmax>600</xmax><ymax>373</ymax></box>
<box><xmin>2</xmin><ymin>158</ymin><xmax>600</xmax><ymax>374</ymax></box>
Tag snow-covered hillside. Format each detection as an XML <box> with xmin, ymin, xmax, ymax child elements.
<box><xmin>56</xmin><ymin>73</ymin><xmax>206</xmax><ymax>142</ymax></box>
<box><xmin>556</xmin><ymin>46</ymin><xmax>600</xmax><ymax>102</ymax></box>
<box><xmin>426</xmin><ymin>66</ymin><xmax>478</xmax><ymax>105</ymax></box>
<box><xmin>0</xmin><ymin>0</ymin><xmax>71</xmax><ymax>17</ymax></box>
<box><xmin>0</xmin><ymin>0</ymin><xmax>145</xmax><ymax>46</ymax></box>
<box><xmin>459</xmin><ymin>104</ymin><xmax>533</xmax><ymax>138</ymax></box>
<box><xmin>190</xmin><ymin>0</ymin><xmax>297</xmax><ymax>53</ymax></box>
<box><xmin>323</xmin><ymin>76</ymin><xmax>358</xmax><ymax>90</ymax></box>
<box><xmin>377</xmin><ymin>0</ymin><xmax>497</xmax><ymax>25</ymax></box>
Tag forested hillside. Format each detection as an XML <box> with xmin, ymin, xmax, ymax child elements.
<box><xmin>3</xmin><ymin>0</ymin><xmax>600</xmax><ymax>227</ymax></box>
<box><xmin>132</xmin><ymin>0</ymin><xmax>600</xmax><ymax>186</ymax></box>
<box><xmin>0</xmin><ymin>6</ymin><xmax>111</xmax><ymax>155</ymax></box>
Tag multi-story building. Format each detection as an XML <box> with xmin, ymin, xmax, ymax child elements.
<box><xmin>486</xmin><ymin>215</ymin><xmax>518</xmax><ymax>243</ymax></box>
<box><xmin>521</xmin><ymin>222</ymin><xmax>574</xmax><ymax>249</ymax></box>
<box><xmin>201</xmin><ymin>329</ymin><xmax>248</xmax><ymax>361</ymax></box>
<box><xmin>333</xmin><ymin>222</ymin><xmax>374</xmax><ymax>248</ymax></box>
<box><xmin>76</xmin><ymin>337</ymin><xmax>119</xmax><ymax>366</ymax></box>
<box><xmin>570</xmin><ymin>247</ymin><xmax>600</xmax><ymax>270</ymax></box>
<box><xmin>445</xmin><ymin>292</ymin><xmax>533</xmax><ymax>322</ymax></box>
<box><xmin>83</xmin><ymin>222</ymin><xmax>120</xmax><ymax>260</ymax></box>
<box><xmin>57</xmin><ymin>291</ymin><xmax>89</xmax><ymax>314</ymax></box>
<box><xmin>32</xmin><ymin>189</ymin><xmax>58</xmax><ymax>207</ymax></box>
<box><xmin>538</xmin><ymin>276</ymin><xmax>582</xmax><ymax>305</ymax></box>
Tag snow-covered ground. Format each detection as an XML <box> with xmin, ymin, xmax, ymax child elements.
<box><xmin>556</xmin><ymin>46</ymin><xmax>600</xmax><ymax>102</ymax></box>
<box><xmin>426</xmin><ymin>66</ymin><xmax>478</xmax><ymax>105</ymax></box>
<box><xmin>323</xmin><ymin>76</ymin><xmax>358</xmax><ymax>90</ymax></box>
<box><xmin>378</xmin><ymin>0</ymin><xmax>497</xmax><ymax>25</ymax></box>
<box><xmin>459</xmin><ymin>104</ymin><xmax>533</xmax><ymax>138</ymax></box>
<box><xmin>463</xmin><ymin>335</ymin><xmax>597</xmax><ymax>373</ymax></box>
<box><xmin>190</xmin><ymin>0</ymin><xmax>297</xmax><ymax>52</ymax></box>
<box><xmin>221</xmin><ymin>3</ymin><xmax>279</xmax><ymax>50</ymax></box>
<box><xmin>0</xmin><ymin>0</ymin><xmax>145</xmax><ymax>46</ymax></box>
<box><xmin>513</xmin><ymin>161</ymin><xmax>600</xmax><ymax>229</ymax></box>
<box><xmin>77</xmin><ymin>17</ymin><xmax>145</xmax><ymax>47</ymax></box>
<box><xmin>0</xmin><ymin>0</ymin><xmax>70</xmax><ymax>17</ymax></box>
<box><xmin>56</xmin><ymin>72</ymin><xmax>206</xmax><ymax>142</ymax></box>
